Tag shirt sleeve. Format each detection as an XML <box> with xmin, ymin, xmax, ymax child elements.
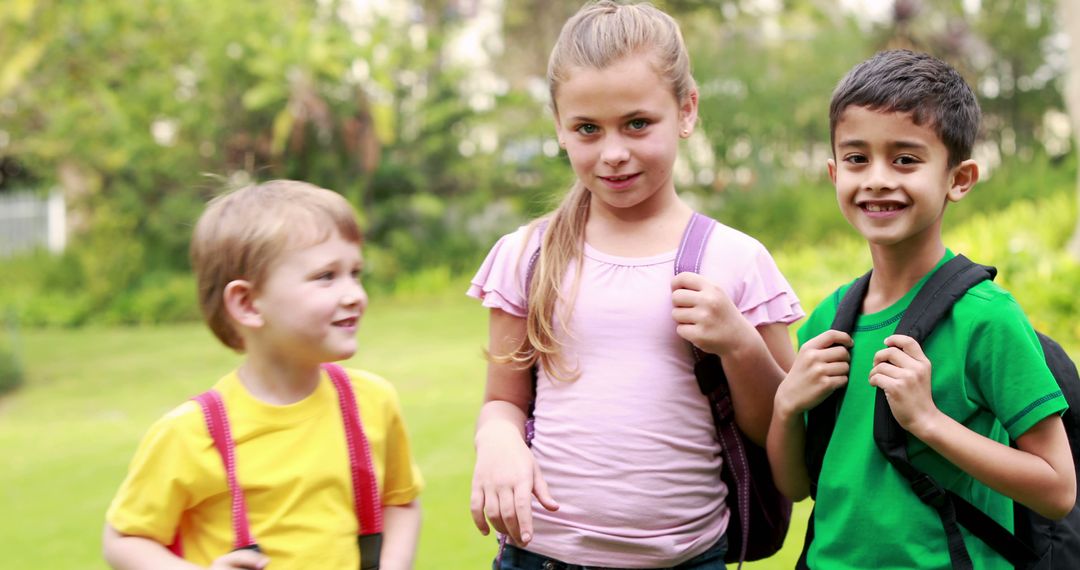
<box><xmin>964</xmin><ymin>291</ymin><xmax>1067</xmax><ymax>439</ymax></box>
<box><xmin>378</xmin><ymin>383</ymin><xmax>424</xmax><ymax>506</ymax></box>
<box><xmin>105</xmin><ymin>403</ymin><xmax>210</xmax><ymax>543</ymax></box>
<box><xmin>466</xmin><ymin>226</ymin><xmax>541</xmax><ymax>318</ymax></box>
<box><xmin>735</xmin><ymin>240</ymin><xmax>805</xmax><ymax>328</ymax></box>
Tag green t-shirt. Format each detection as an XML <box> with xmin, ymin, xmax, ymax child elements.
<box><xmin>800</xmin><ymin>251</ymin><xmax>1067</xmax><ymax>570</ymax></box>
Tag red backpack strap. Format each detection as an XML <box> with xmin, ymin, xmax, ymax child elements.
<box><xmin>191</xmin><ymin>390</ymin><xmax>259</xmax><ymax>552</ymax></box>
<box><xmin>321</xmin><ymin>363</ymin><xmax>383</xmax><ymax>569</ymax></box>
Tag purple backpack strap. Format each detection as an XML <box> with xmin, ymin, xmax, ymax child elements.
<box><xmin>191</xmin><ymin>390</ymin><xmax>259</xmax><ymax>552</ymax></box>
<box><xmin>675</xmin><ymin>212</ymin><xmax>791</xmax><ymax>566</ymax></box>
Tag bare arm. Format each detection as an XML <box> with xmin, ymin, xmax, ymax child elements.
<box><xmin>766</xmin><ymin>330</ymin><xmax>853</xmax><ymax>501</ymax></box>
<box><xmin>874</xmin><ymin>334</ymin><xmax>1076</xmax><ymax>519</ymax></box>
<box><xmin>103</xmin><ymin>525</ymin><xmax>268</xmax><ymax>570</ymax></box>
<box><xmin>469</xmin><ymin>309</ymin><xmax>558</xmax><ymax>547</ymax></box>
<box><xmin>379</xmin><ymin>500</ymin><xmax>421</xmax><ymax>570</ymax></box>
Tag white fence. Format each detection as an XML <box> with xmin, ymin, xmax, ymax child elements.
<box><xmin>0</xmin><ymin>190</ymin><xmax>66</xmax><ymax>257</ymax></box>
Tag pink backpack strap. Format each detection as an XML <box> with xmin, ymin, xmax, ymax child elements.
<box><xmin>322</xmin><ymin>362</ymin><xmax>383</xmax><ymax>569</ymax></box>
<box><xmin>192</xmin><ymin>390</ymin><xmax>259</xmax><ymax>552</ymax></box>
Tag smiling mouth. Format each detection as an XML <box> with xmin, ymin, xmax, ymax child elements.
<box><xmin>333</xmin><ymin>317</ymin><xmax>357</xmax><ymax>327</ymax></box>
<box><xmin>602</xmin><ymin>173</ymin><xmax>638</xmax><ymax>182</ymax></box>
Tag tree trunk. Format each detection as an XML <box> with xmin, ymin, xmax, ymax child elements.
<box><xmin>1062</xmin><ymin>0</ymin><xmax>1080</xmax><ymax>259</ymax></box>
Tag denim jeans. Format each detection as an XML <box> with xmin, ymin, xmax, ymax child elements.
<box><xmin>493</xmin><ymin>535</ymin><xmax>728</xmax><ymax>570</ymax></box>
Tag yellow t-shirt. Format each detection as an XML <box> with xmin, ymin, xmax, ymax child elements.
<box><xmin>106</xmin><ymin>368</ymin><xmax>423</xmax><ymax>569</ymax></box>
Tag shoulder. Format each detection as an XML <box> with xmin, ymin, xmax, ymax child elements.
<box><xmin>341</xmin><ymin>367</ymin><xmax>403</xmax><ymax>412</ymax></box>
<box><xmin>702</xmin><ymin>219</ymin><xmax>773</xmax><ymax>263</ymax></box>
<box><xmin>797</xmin><ymin>277</ymin><xmax>860</xmax><ymax>345</ymax></box>
<box><xmin>951</xmin><ymin>279</ymin><xmax>1031</xmax><ymax>330</ymax></box>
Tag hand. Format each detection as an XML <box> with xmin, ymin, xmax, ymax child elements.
<box><xmin>671</xmin><ymin>272</ymin><xmax>746</xmax><ymax>355</ymax></box>
<box><xmin>775</xmin><ymin>329</ymin><xmax>852</xmax><ymax>416</ymax></box>
<box><xmin>470</xmin><ymin>427</ymin><xmax>558</xmax><ymax>546</ymax></box>
<box><xmin>209</xmin><ymin>549</ymin><xmax>269</xmax><ymax>570</ymax></box>
<box><xmin>870</xmin><ymin>334</ymin><xmax>941</xmax><ymax>433</ymax></box>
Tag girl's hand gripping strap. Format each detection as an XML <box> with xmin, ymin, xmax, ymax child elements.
<box><xmin>322</xmin><ymin>362</ymin><xmax>384</xmax><ymax>570</ymax></box>
<box><xmin>192</xmin><ymin>390</ymin><xmax>261</xmax><ymax>554</ymax></box>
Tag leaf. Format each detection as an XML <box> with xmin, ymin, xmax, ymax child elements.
<box><xmin>241</xmin><ymin>81</ymin><xmax>285</xmax><ymax>111</ymax></box>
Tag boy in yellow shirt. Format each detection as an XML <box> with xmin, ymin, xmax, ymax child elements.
<box><xmin>103</xmin><ymin>180</ymin><xmax>423</xmax><ymax>569</ymax></box>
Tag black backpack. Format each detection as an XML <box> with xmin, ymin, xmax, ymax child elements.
<box><xmin>800</xmin><ymin>254</ymin><xmax>1080</xmax><ymax>570</ymax></box>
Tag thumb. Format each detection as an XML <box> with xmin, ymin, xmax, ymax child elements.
<box><xmin>219</xmin><ymin>549</ymin><xmax>270</xmax><ymax>569</ymax></box>
<box><xmin>532</xmin><ymin>462</ymin><xmax>559</xmax><ymax>512</ymax></box>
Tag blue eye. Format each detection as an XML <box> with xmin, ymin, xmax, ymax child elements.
<box><xmin>628</xmin><ymin>119</ymin><xmax>649</xmax><ymax>130</ymax></box>
<box><xmin>576</xmin><ymin>124</ymin><xmax>599</xmax><ymax>135</ymax></box>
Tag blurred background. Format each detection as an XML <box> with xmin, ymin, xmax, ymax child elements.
<box><xmin>1</xmin><ymin>0</ymin><xmax>1078</xmax><ymax>568</ymax></box>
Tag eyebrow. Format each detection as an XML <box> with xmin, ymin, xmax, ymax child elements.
<box><xmin>837</xmin><ymin>139</ymin><xmax>930</xmax><ymax>152</ymax></box>
<box><xmin>567</xmin><ymin>109</ymin><xmax>653</xmax><ymax>123</ymax></box>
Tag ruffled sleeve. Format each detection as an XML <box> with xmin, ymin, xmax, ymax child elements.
<box><xmin>701</xmin><ymin>223</ymin><xmax>803</xmax><ymax>328</ymax></box>
<box><xmin>738</xmin><ymin>243</ymin><xmax>804</xmax><ymax>327</ymax></box>
<box><xmin>466</xmin><ymin>225</ymin><xmax>541</xmax><ymax>318</ymax></box>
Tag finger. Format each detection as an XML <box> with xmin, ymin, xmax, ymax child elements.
<box><xmin>671</xmin><ymin>288</ymin><xmax>700</xmax><ymax>308</ymax></box>
<box><xmin>820</xmin><ymin>360</ymin><xmax>850</xmax><ymax>378</ymax></box>
<box><xmin>818</xmin><ymin>345</ymin><xmax>853</xmax><ymax>364</ymax></box>
<box><xmin>219</xmin><ymin>549</ymin><xmax>270</xmax><ymax>570</ymax></box>
<box><xmin>885</xmin><ymin>334</ymin><xmax>928</xmax><ymax>361</ymax></box>
<box><xmin>532</xmin><ymin>463</ymin><xmax>560</xmax><ymax>512</ymax></box>
<box><xmin>498</xmin><ymin>487</ymin><xmax>523</xmax><ymax>544</ymax></box>
<box><xmin>671</xmin><ymin>272</ymin><xmax>706</xmax><ymax>292</ymax></box>
<box><xmin>470</xmin><ymin>484</ymin><xmax>490</xmax><ymax>536</ymax></box>
<box><xmin>671</xmin><ymin>307</ymin><xmax>701</xmax><ymax>325</ymax></box>
<box><xmin>873</xmin><ymin>346</ymin><xmax>917</xmax><ymax>369</ymax></box>
<box><xmin>807</xmin><ymin>329</ymin><xmax>853</xmax><ymax>350</ymax></box>
<box><xmin>514</xmin><ymin>481</ymin><xmax>535</xmax><ymax>545</ymax></box>
<box><xmin>483</xmin><ymin>486</ymin><xmax>508</xmax><ymax>537</ymax></box>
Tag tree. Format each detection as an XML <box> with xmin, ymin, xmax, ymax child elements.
<box><xmin>1062</xmin><ymin>0</ymin><xmax>1080</xmax><ymax>259</ymax></box>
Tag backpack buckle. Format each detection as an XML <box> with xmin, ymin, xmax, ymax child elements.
<box><xmin>910</xmin><ymin>473</ymin><xmax>948</xmax><ymax>509</ymax></box>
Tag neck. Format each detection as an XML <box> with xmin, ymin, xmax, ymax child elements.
<box><xmin>585</xmin><ymin>192</ymin><xmax>693</xmax><ymax>256</ymax></box>
<box><xmin>864</xmin><ymin>239</ymin><xmax>947</xmax><ymax>313</ymax></box>
<box><xmin>237</xmin><ymin>351</ymin><xmax>323</xmax><ymax>405</ymax></box>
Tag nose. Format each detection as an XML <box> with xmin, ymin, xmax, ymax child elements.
<box><xmin>863</xmin><ymin>160</ymin><xmax>897</xmax><ymax>192</ymax></box>
<box><xmin>600</xmin><ymin>135</ymin><xmax>630</xmax><ymax>166</ymax></box>
<box><xmin>342</xmin><ymin>280</ymin><xmax>368</xmax><ymax>312</ymax></box>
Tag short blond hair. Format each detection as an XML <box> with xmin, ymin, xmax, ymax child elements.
<box><xmin>190</xmin><ymin>180</ymin><xmax>362</xmax><ymax>350</ymax></box>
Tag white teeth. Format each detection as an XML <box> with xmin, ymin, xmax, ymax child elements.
<box><xmin>865</xmin><ymin>203</ymin><xmax>902</xmax><ymax>212</ymax></box>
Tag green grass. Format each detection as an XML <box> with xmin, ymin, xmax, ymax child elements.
<box><xmin>2</xmin><ymin>288</ymin><xmax>812</xmax><ymax>569</ymax></box>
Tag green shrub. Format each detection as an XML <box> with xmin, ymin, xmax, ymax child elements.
<box><xmin>0</xmin><ymin>344</ymin><xmax>21</xmax><ymax>395</ymax></box>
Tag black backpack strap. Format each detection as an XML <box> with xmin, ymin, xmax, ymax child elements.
<box><xmin>803</xmin><ymin>269</ymin><xmax>872</xmax><ymax>498</ymax></box>
<box><xmin>873</xmin><ymin>255</ymin><xmax>1038</xmax><ymax>569</ymax></box>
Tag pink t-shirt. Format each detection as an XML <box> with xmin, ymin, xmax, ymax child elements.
<box><xmin>467</xmin><ymin>220</ymin><xmax>803</xmax><ymax>567</ymax></box>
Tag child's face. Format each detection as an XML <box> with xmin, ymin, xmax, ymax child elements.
<box><xmin>828</xmin><ymin>106</ymin><xmax>976</xmax><ymax>253</ymax></box>
<box><xmin>553</xmin><ymin>55</ymin><xmax>696</xmax><ymax>216</ymax></box>
<box><xmin>250</xmin><ymin>231</ymin><xmax>366</xmax><ymax>366</ymax></box>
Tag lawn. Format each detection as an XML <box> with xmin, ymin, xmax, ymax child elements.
<box><xmin>1</xmin><ymin>288</ymin><xmax>811</xmax><ymax>569</ymax></box>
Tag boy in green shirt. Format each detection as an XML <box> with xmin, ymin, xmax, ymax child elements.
<box><xmin>766</xmin><ymin>50</ymin><xmax>1076</xmax><ymax>569</ymax></box>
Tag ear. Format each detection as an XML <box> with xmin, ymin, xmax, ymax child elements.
<box><xmin>947</xmin><ymin>159</ymin><xmax>979</xmax><ymax>203</ymax></box>
<box><xmin>827</xmin><ymin>158</ymin><xmax>837</xmax><ymax>186</ymax></box>
<box><xmin>223</xmin><ymin>279</ymin><xmax>263</xmax><ymax>329</ymax></box>
<box><xmin>679</xmin><ymin>88</ymin><xmax>699</xmax><ymax>137</ymax></box>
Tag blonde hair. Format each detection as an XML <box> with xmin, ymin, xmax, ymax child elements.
<box><xmin>190</xmin><ymin>180</ymin><xmax>362</xmax><ymax>351</ymax></box>
<box><xmin>507</xmin><ymin>1</ymin><xmax>696</xmax><ymax>380</ymax></box>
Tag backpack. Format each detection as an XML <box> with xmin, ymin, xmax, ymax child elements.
<box><xmin>169</xmin><ymin>362</ymin><xmax>384</xmax><ymax>570</ymax></box>
<box><xmin>800</xmin><ymin>254</ymin><xmax>1080</xmax><ymax>570</ymax></box>
<box><xmin>517</xmin><ymin>212</ymin><xmax>791</xmax><ymax>566</ymax></box>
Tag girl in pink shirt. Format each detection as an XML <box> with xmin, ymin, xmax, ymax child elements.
<box><xmin>468</xmin><ymin>2</ymin><xmax>803</xmax><ymax>568</ymax></box>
